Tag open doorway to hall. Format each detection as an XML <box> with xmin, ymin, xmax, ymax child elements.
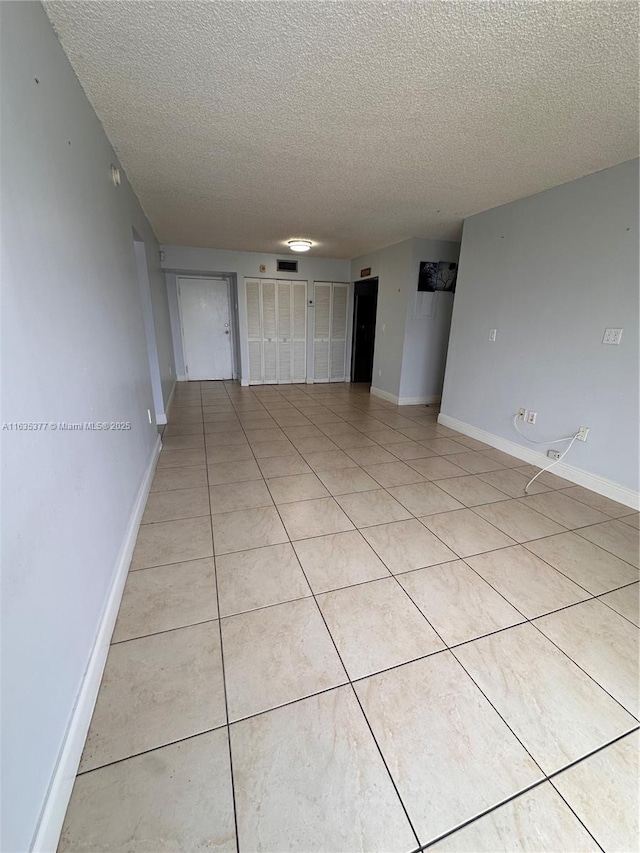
<box><xmin>351</xmin><ymin>277</ymin><xmax>378</xmax><ymax>384</ymax></box>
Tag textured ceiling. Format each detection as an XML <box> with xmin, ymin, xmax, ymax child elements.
<box><xmin>45</xmin><ymin>1</ymin><xmax>638</xmax><ymax>259</ymax></box>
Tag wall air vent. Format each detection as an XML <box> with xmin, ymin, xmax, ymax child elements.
<box><xmin>277</xmin><ymin>259</ymin><xmax>298</xmax><ymax>272</ymax></box>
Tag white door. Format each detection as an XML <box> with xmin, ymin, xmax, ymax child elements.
<box><xmin>313</xmin><ymin>282</ymin><xmax>349</xmax><ymax>382</ymax></box>
<box><xmin>245</xmin><ymin>278</ymin><xmax>307</xmax><ymax>384</ymax></box>
<box><xmin>178</xmin><ymin>277</ymin><xmax>233</xmax><ymax>380</ymax></box>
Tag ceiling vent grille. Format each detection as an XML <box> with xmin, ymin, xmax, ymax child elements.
<box><xmin>277</xmin><ymin>259</ymin><xmax>298</xmax><ymax>272</ymax></box>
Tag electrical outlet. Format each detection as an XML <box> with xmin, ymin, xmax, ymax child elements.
<box><xmin>547</xmin><ymin>449</ymin><xmax>561</xmax><ymax>460</ymax></box>
<box><xmin>489</xmin><ymin>329</ymin><xmax>497</xmax><ymax>342</ymax></box>
<box><xmin>602</xmin><ymin>328</ymin><xmax>623</xmax><ymax>345</ymax></box>
<box><xmin>527</xmin><ymin>411</ymin><xmax>537</xmax><ymax>424</ymax></box>
<box><xmin>577</xmin><ymin>426</ymin><xmax>590</xmax><ymax>442</ymax></box>
<box><xmin>147</xmin><ymin>409</ymin><xmax>152</xmax><ymax>424</ymax></box>
<box><xmin>518</xmin><ymin>408</ymin><xmax>527</xmax><ymax>421</ymax></box>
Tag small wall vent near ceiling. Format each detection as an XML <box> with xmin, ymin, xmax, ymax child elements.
<box><xmin>277</xmin><ymin>259</ymin><xmax>298</xmax><ymax>273</ymax></box>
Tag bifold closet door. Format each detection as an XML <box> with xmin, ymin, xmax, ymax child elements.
<box><xmin>313</xmin><ymin>282</ymin><xmax>349</xmax><ymax>382</ymax></box>
<box><xmin>245</xmin><ymin>278</ymin><xmax>307</xmax><ymax>384</ymax></box>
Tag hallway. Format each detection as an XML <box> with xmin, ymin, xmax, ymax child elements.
<box><xmin>57</xmin><ymin>381</ymin><xmax>639</xmax><ymax>851</ymax></box>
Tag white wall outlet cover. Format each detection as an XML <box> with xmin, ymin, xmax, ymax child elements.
<box><xmin>602</xmin><ymin>328</ymin><xmax>623</xmax><ymax>345</ymax></box>
<box><xmin>527</xmin><ymin>411</ymin><xmax>537</xmax><ymax>424</ymax></box>
<box><xmin>489</xmin><ymin>329</ymin><xmax>497</xmax><ymax>341</ymax></box>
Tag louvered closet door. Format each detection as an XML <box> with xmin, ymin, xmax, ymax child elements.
<box><xmin>330</xmin><ymin>283</ymin><xmax>348</xmax><ymax>381</ymax></box>
<box><xmin>313</xmin><ymin>283</ymin><xmax>331</xmax><ymax>382</ymax></box>
<box><xmin>277</xmin><ymin>281</ymin><xmax>292</xmax><ymax>382</ymax></box>
<box><xmin>261</xmin><ymin>280</ymin><xmax>277</xmax><ymax>383</ymax></box>
<box><xmin>246</xmin><ymin>278</ymin><xmax>263</xmax><ymax>383</ymax></box>
<box><xmin>292</xmin><ymin>283</ymin><xmax>307</xmax><ymax>383</ymax></box>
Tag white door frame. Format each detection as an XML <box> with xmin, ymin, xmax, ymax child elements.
<box><xmin>176</xmin><ymin>276</ymin><xmax>237</xmax><ymax>381</ymax></box>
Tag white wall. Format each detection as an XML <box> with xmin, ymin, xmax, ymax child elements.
<box><xmin>350</xmin><ymin>238</ymin><xmax>460</xmax><ymax>403</ymax></box>
<box><xmin>0</xmin><ymin>4</ymin><xmax>174</xmax><ymax>850</ymax></box>
<box><xmin>441</xmin><ymin>158</ymin><xmax>639</xmax><ymax>496</ymax></box>
<box><xmin>162</xmin><ymin>246</ymin><xmax>351</xmax><ymax>383</ymax></box>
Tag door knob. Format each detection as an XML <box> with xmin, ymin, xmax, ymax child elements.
<box><xmin>225</xmin><ymin>330</ymin><xmax>229</xmax><ymax>334</ymax></box>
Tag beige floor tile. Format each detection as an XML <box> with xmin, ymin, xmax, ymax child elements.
<box><xmin>60</xmin><ymin>729</ymin><xmax>235</xmax><ymax>853</ymax></box>
<box><xmin>535</xmin><ymin>599</ymin><xmax>639</xmax><ymax>714</ymax></box>
<box><xmin>209</xmin><ymin>479</ymin><xmax>273</xmax><ymax>514</ymax></box>
<box><xmin>473</xmin><ymin>500</ymin><xmax>566</xmax><ymax>542</ymax></box>
<box><xmin>301</xmin><ymin>449</ymin><xmax>358</xmax><ymax>471</ymax></box>
<box><xmin>399</xmin><ymin>426</ymin><xmax>440</xmax><ymax>441</ymax></box>
<box><xmin>444</xmin><ymin>451</ymin><xmax>506</xmax><ymax>474</ymax></box>
<box><xmin>113</xmin><ymin>558</ymin><xmax>217</xmax><ymax>642</ymax></box>
<box><xmin>366</xmin><ymin>429</ymin><xmax>408</xmax><ymax>446</ymax></box>
<box><xmin>279</xmin><ymin>496</ymin><xmax>354</xmax><ymax>540</ymax></box>
<box><xmin>221</xmin><ymin>598</ymin><xmax>346</xmax><ymax>720</ymax></box>
<box><xmin>513</xmin><ymin>465</ymin><xmax>573</xmax><ymax>490</ymax></box>
<box><xmin>318</xmin><ymin>421</ymin><xmax>358</xmax><ymax>436</ymax></box>
<box><xmin>161</xmin><ymin>433</ymin><xmax>205</xmax><ymax>450</ymax></box>
<box><xmin>207</xmin><ymin>458</ymin><xmax>262</xmax><ymax>485</ymax></box>
<box><xmin>79</xmin><ymin>622</ymin><xmax>225</xmax><ymax>772</ymax></box>
<box><xmin>578</xmin><ymin>519</ymin><xmax>640</xmax><ymax>567</ymax></box>
<box><xmin>345</xmin><ymin>446</ymin><xmax>400</xmax><ymax>466</ymax></box>
<box><xmin>231</xmin><ymin>687</ymin><xmax>417</xmax><ymax>853</ymax></box>
<box><xmin>291</xmin><ymin>436</ymin><xmax>338</xmax><ymax>454</ymax></box>
<box><xmin>216</xmin><ymin>543</ymin><xmax>310</xmax><ymax>616</ymax></box>
<box><xmin>477</xmin><ymin>468</ymin><xmax>551</xmax><ymax>497</ymax></box>
<box><xmin>422</xmin><ymin>509</ymin><xmax>516</xmax><ymax>558</ymax></box>
<box><xmin>250</xmin><ymin>439</ymin><xmax>297</xmax><ymax>458</ymax></box>
<box><xmin>167</xmin><ymin>412</ymin><xmax>203</xmax><ymax>425</ymax></box>
<box><xmin>150</xmin><ymin>464</ymin><xmax>208</xmax><ymax>492</ymax></box>
<box><xmin>421</xmin><ymin>438</ymin><xmax>470</xmax><ymax>456</ymax></box>
<box><xmin>141</xmin><ymin>486</ymin><xmax>210</xmax><ymax>523</ymax></box>
<box><xmin>245</xmin><ymin>428</ymin><xmax>286</xmax><ymax>443</ymax></box>
<box><xmin>434</xmin><ymin>475</ymin><xmax>511</xmax><ymax>508</ymax></box>
<box><xmin>336</xmin><ymin>489</ymin><xmax>412</xmax><ymax>527</ymax></box>
<box><xmin>598</xmin><ymin>582</ymin><xmax>639</xmax><ymax>626</ymax></box>
<box><xmin>266</xmin><ymin>472</ymin><xmax>330</xmax><ymax>503</ymax></box>
<box><xmin>355</xmin><ymin>653</ymin><xmax>543</xmax><ymax>846</ymax></box>
<box><xmin>361</xmin><ymin>519</ymin><xmax>458</xmax><ymax>573</ymax></box>
<box><xmin>398</xmin><ymin>561</ymin><xmax>524</xmax><ymax>646</ymax></box>
<box><xmin>467</xmin><ymin>545</ymin><xmax>589</xmax><ymax>618</ymax></box>
<box><xmin>480</xmin><ymin>448</ymin><xmax>525</xmax><ymax>468</ymax></box>
<box><xmin>519</xmin><ymin>491</ymin><xmax>609</xmax><ymax>529</ymax></box>
<box><xmin>430</xmin><ymin>782</ymin><xmax>599</xmax><ymax>852</ymax></box>
<box><xmin>621</xmin><ymin>512</ymin><xmax>640</xmax><ymax>529</ymax></box>
<box><xmin>258</xmin><ymin>454</ymin><xmax>312</xmax><ymax>477</ymax></box>
<box><xmin>163</xmin><ymin>422</ymin><xmax>205</xmax><ymax>437</ymax></box>
<box><xmin>523</xmin><ymin>531</ymin><xmax>638</xmax><ymax>594</ymax></box>
<box><xmin>282</xmin><ymin>425</ymin><xmax>324</xmax><ymax>440</ymax></box>
<box><xmin>388</xmin><ymin>482</ymin><xmax>465</xmax><ymax>515</ymax></box>
<box><xmin>205</xmin><ymin>443</ymin><xmax>254</xmax><ymax>463</ymax></box>
<box><xmin>293</xmin><ymin>530</ymin><xmax>390</xmax><ymax>593</ymax></box>
<box><xmin>156</xmin><ymin>448</ymin><xmax>207</xmax><ymax>469</ymax></box>
<box><xmin>318</xmin><ymin>577</ymin><xmax>444</xmax><ymax>679</ymax></box>
<box><xmin>330</xmin><ymin>433</ymin><xmax>377</xmax><ymax>450</ymax></box>
<box><xmin>559</xmin><ymin>485</ymin><xmax>637</xmax><ymax>518</ymax></box>
<box><xmin>212</xmin><ymin>506</ymin><xmax>288</xmax><ymax>554</ymax></box>
<box><xmin>448</xmin><ymin>435</ymin><xmax>491</xmax><ymax>452</ymax></box>
<box><xmin>455</xmin><ymin>623</ymin><xmax>637</xmax><ymax>774</ymax></box>
<box><xmin>131</xmin><ymin>516</ymin><xmax>213</xmax><ymax>569</ymax></box>
<box><xmin>552</xmin><ymin>731</ymin><xmax>639</xmax><ymax>853</ymax></box>
<box><xmin>316</xmin><ymin>466</ymin><xmax>380</xmax><ymax>495</ymax></box>
<box><xmin>388</xmin><ymin>442</ymin><xmax>437</xmax><ymax>461</ymax></box>
<box><xmin>408</xmin><ymin>456</ymin><xmax>468</xmax><ymax>480</ymax></box>
<box><xmin>364</xmin><ymin>461</ymin><xmax>426</xmax><ymax>488</ymax></box>
<box><xmin>203</xmin><ymin>426</ymin><xmax>249</xmax><ymax>442</ymax></box>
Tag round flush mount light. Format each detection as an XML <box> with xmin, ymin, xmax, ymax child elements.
<box><xmin>287</xmin><ymin>239</ymin><xmax>312</xmax><ymax>253</ymax></box>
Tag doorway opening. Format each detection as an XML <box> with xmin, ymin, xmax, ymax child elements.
<box><xmin>351</xmin><ymin>277</ymin><xmax>378</xmax><ymax>384</ymax></box>
<box><xmin>133</xmin><ymin>232</ymin><xmax>165</xmax><ymax>422</ymax></box>
<box><xmin>177</xmin><ymin>277</ymin><xmax>235</xmax><ymax>380</ymax></box>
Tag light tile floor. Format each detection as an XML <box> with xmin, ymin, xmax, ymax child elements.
<box><xmin>59</xmin><ymin>381</ymin><xmax>640</xmax><ymax>852</ymax></box>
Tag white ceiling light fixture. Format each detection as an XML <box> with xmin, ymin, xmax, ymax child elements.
<box><xmin>287</xmin><ymin>239</ymin><xmax>312</xmax><ymax>253</ymax></box>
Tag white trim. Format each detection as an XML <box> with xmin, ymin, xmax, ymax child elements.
<box><xmin>177</xmin><ymin>374</ymin><xmax>188</xmax><ymax>382</ymax></box>
<box><xmin>155</xmin><ymin>379</ymin><xmax>176</xmax><ymax>425</ymax></box>
<box><xmin>438</xmin><ymin>414</ymin><xmax>640</xmax><ymax>510</ymax></box>
<box><xmin>240</xmin><ymin>378</ymin><xmax>249</xmax><ymax>387</ymax></box>
<box><xmin>370</xmin><ymin>386</ymin><xmax>441</xmax><ymax>407</ymax></box>
<box><xmin>31</xmin><ymin>436</ymin><xmax>162</xmax><ymax>853</ymax></box>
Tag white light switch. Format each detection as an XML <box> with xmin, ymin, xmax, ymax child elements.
<box><xmin>602</xmin><ymin>328</ymin><xmax>623</xmax><ymax>345</ymax></box>
<box><xmin>489</xmin><ymin>329</ymin><xmax>497</xmax><ymax>342</ymax></box>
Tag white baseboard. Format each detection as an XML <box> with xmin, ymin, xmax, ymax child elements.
<box><xmin>370</xmin><ymin>386</ymin><xmax>441</xmax><ymax>407</ymax></box>
<box><xmin>240</xmin><ymin>378</ymin><xmax>249</xmax><ymax>387</ymax></box>
<box><xmin>156</xmin><ymin>379</ymin><xmax>176</xmax><ymax>425</ymax></box>
<box><xmin>177</xmin><ymin>374</ymin><xmax>188</xmax><ymax>382</ymax></box>
<box><xmin>438</xmin><ymin>414</ymin><xmax>640</xmax><ymax>510</ymax></box>
<box><xmin>31</xmin><ymin>436</ymin><xmax>162</xmax><ymax>852</ymax></box>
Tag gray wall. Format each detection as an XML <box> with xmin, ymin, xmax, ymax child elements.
<box><xmin>350</xmin><ymin>238</ymin><xmax>460</xmax><ymax>402</ymax></box>
<box><xmin>162</xmin><ymin>246</ymin><xmax>351</xmax><ymax>383</ymax></box>
<box><xmin>0</xmin><ymin>3</ymin><xmax>174</xmax><ymax>850</ymax></box>
<box><xmin>441</xmin><ymin>158</ymin><xmax>639</xmax><ymax>492</ymax></box>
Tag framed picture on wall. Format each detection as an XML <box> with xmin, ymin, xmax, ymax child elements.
<box><xmin>418</xmin><ymin>261</ymin><xmax>458</xmax><ymax>293</ymax></box>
